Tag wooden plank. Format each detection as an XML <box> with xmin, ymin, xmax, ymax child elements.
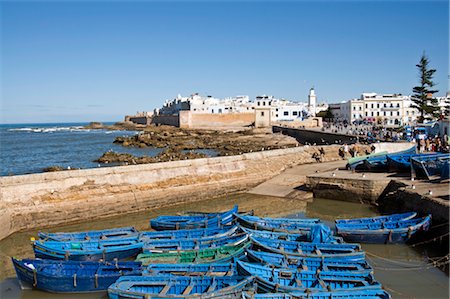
<box><xmin>182</xmin><ymin>283</ymin><xmax>194</xmax><ymax>295</ymax></box>
<box><xmin>159</xmin><ymin>283</ymin><xmax>173</xmax><ymax>295</ymax></box>
<box><xmin>207</xmin><ymin>280</ymin><xmax>217</xmax><ymax>292</ymax></box>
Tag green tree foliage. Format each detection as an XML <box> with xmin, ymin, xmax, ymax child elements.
<box><xmin>411</xmin><ymin>53</ymin><xmax>440</xmax><ymax>123</ymax></box>
<box><xmin>316</xmin><ymin>108</ymin><xmax>334</xmax><ymax>120</ymax></box>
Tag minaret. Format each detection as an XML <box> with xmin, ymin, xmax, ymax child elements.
<box><xmin>308</xmin><ymin>87</ymin><xmax>317</xmax><ymax>117</ymax></box>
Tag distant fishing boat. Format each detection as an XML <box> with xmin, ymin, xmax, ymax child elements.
<box><xmin>142</xmin><ymin>233</ymin><xmax>248</xmax><ymax>253</ymax></box>
<box><xmin>107</xmin><ymin>275</ymin><xmax>254</xmax><ymax>299</ymax></box>
<box><xmin>150</xmin><ymin>205</ymin><xmax>238</xmax><ymax>230</ymax></box>
<box><xmin>235</xmin><ymin>214</ymin><xmax>319</xmax><ymax>232</ymax></box>
<box><xmin>335</xmin><ymin>212</ymin><xmax>417</xmax><ymax>225</ymax></box>
<box><xmin>250</xmin><ymin>236</ymin><xmax>364</xmax><ymax>260</ymax></box>
<box><xmin>38</xmin><ymin>226</ymin><xmax>139</xmax><ymax>242</ymax></box>
<box><xmin>12</xmin><ymin>258</ymin><xmax>142</xmax><ymax>293</ymax></box>
<box><xmin>350</xmin><ymin>146</ymin><xmax>416</xmax><ymax>172</ymax></box>
<box><xmin>336</xmin><ymin>215</ymin><xmax>432</xmax><ymax>244</ymax></box>
<box><xmin>33</xmin><ymin>237</ymin><xmax>143</xmax><ymax>261</ymax></box>
<box><xmin>245</xmin><ymin>249</ymin><xmax>372</xmax><ymax>273</ymax></box>
<box><xmin>136</xmin><ymin>241</ymin><xmax>250</xmax><ymax>265</ymax></box>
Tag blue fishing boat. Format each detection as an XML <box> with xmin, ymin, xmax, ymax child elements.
<box><xmin>241</xmin><ymin>226</ymin><xmax>343</xmax><ymax>243</ymax></box>
<box><xmin>411</xmin><ymin>153</ymin><xmax>450</xmax><ymax>180</ymax></box>
<box><xmin>255</xmin><ymin>273</ymin><xmax>382</xmax><ymax>293</ymax></box>
<box><xmin>236</xmin><ymin>260</ymin><xmax>376</xmax><ymax>289</ymax></box>
<box><xmin>336</xmin><ymin>215</ymin><xmax>432</xmax><ymax>244</ymax></box>
<box><xmin>235</xmin><ymin>214</ymin><xmax>319</xmax><ymax>232</ymax></box>
<box><xmin>12</xmin><ymin>258</ymin><xmax>142</xmax><ymax>293</ymax></box>
<box><xmin>241</xmin><ymin>289</ymin><xmax>391</xmax><ymax>299</ymax></box>
<box><xmin>143</xmin><ymin>262</ymin><xmax>235</xmax><ymax>276</ymax></box>
<box><xmin>33</xmin><ymin>237</ymin><xmax>143</xmax><ymax>261</ymax></box>
<box><xmin>250</xmin><ymin>236</ymin><xmax>365</xmax><ymax>260</ymax></box>
<box><xmin>139</xmin><ymin>225</ymin><xmax>236</xmax><ymax>242</ymax></box>
<box><xmin>142</xmin><ymin>233</ymin><xmax>249</xmax><ymax>253</ymax></box>
<box><xmin>335</xmin><ymin>212</ymin><xmax>417</xmax><ymax>225</ymax></box>
<box><xmin>386</xmin><ymin>153</ymin><xmax>437</xmax><ymax>173</ymax></box>
<box><xmin>245</xmin><ymin>249</ymin><xmax>372</xmax><ymax>273</ymax></box>
<box><xmin>352</xmin><ymin>146</ymin><xmax>416</xmax><ymax>172</ymax></box>
<box><xmin>107</xmin><ymin>275</ymin><xmax>254</xmax><ymax>299</ymax></box>
<box><xmin>38</xmin><ymin>226</ymin><xmax>139</xmax><ymax>242</ymax></box>
<box><xmin>150</xmin><ymin>205</ymin><xmax>238</xmax><ymax>230</ymax></box>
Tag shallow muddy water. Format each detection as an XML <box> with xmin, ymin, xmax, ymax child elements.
<box><xmin>0</xmin><ymin>194</ymin><xmax>448</xmax><ymax>298</ymax></box>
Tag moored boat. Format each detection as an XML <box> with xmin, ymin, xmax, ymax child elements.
<box><xmin>411</xmin><ymin>153</ymin><xmax>450</xmax><ymax>180</ymax></box>
<box><xmin>250</xmin><ymin>236</ymin><xmax>365</xmax><ymax>260</ymax></box>
<box><xmin>255</xmin><ymin>273</ymin><xmax>382</xmax><ymax>293</ymax></box>
<box><xmin>242</xmin><ymin>289</ymin><xmax>391</xmax><ymax>299</ymax></box>
<box><xmin>335</xmin><ymin>212</ymin><xmax>417</xmax><ymax>225</ymax></box>
<box><xmin>241</xmin><ymin>226</ymin><xmax>342</xmax><ymax>243</ymax></box>
<box><xmin>12</xmin><ymin>258</ymin><xmax>142</xmax><ymax>293</ymax></box>
<box><xmin>136</xmin><ymin>241</ymin><xmax>250</xmax><ymax>265</ymax></box>
<box><xmin>139</xmin><ymin>225</ymin><xmax>236</xmax><ymax>242</ymax></box>
<box><xmin>143</xmin><ymin>262</ymin><xmax>235</xmax><ymax>276</ymax></box>
<box><xmin>235</xmin><ymin>214</ymin><xmax>319</xmax><ymax>232</ymax></box>
<box><xmin>38</xmin><ymin>226</ymin><xmax>139</xmax><ymax>242</ymax></box>
<box><xmin>236</xmin><ymin>260</ymin><xmax>376</xmax><ymax>288</ymax></box>
<box><xmin>150</xmin><ymin>205</ymin><xmax>238</xmax><ymax>230</ymax></box>
<box><xmin>107</xmin><ymin>275</ymin><xmax>254</xmax><ymax>299</ymax></box>
<box><xmin>142</xmin><ymin>233</ymin><xmax>249</xmax><ymax>253</ymax></box>
<box><xmin>245</xmin><ymin>249</ymin><xmax>372</xmax><ymax>273</ymax></box>
<box><xmin>33</xmin><ymin>237</ymin><xmax>143</xmax><ymax>261</ymax></box>
<box><xmin>336</xmin><ymin>215</ymin><xmax>432</xmax><ymax>244</ymax></box>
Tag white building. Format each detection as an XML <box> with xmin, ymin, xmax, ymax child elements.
<box><xmin>330</xmin><ymin>93</ymin><xmax>420</xmax><ymax>127</ymax></box>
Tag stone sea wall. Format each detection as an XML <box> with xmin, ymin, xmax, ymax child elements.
<box><xmin>0</xmin><ymin>145</ymin><xmax>346</xmax><ymax>241</ymax></box>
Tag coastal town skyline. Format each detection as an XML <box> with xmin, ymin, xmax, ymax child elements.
<box><xmin>1</xmin><ymin>0</ymin><xmax>449</xmax><ymax>123</ymax></box>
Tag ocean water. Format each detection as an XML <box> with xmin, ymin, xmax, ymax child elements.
<box><xmin>0</xmin><ymin>122</ymin><xmax>165</xmax><ymax>176</ymax></box>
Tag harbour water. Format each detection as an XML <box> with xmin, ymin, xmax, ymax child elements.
<box><xmin>0</xmin><ymin>194</ymin><xmax>448</xmax><ymax>299</ymax></box>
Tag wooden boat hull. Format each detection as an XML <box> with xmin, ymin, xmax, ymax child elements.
<box><xmin>241</xmin><ymin>226</ymin><xmax>343</xmax><ymax>244</ymax></box>
<box><xmin>139</xmin><ymin>226</ymin><xmax>236</xmax><ymax>242</ymax></box>
<box><xmin>245</xmin><ymin>249</ymin><xmax>372</xmax><ymax>273</ymax></box>
<box><xmin>12</xmin><ymin>258</ymin><xmax>142</xmax><ymax>293</ymax></box>
<box><xmin>242</xmin><ymin>290</ymin><xmax>391</xmax><ymax>299</ymax></box>
<box><xmin>150</xmin><ymin>205</ymin><xmax>238</xmax><ymax>231</ymax></box>
<box><xmin>143</xmin><ymin>263</ymin><xmax>235</xmax><ymax>276</ymax></box>
<box><xmin>33</xmin><ymin>238</ymin><xmax>143</xmax><ymax>261</ymax></box>
<box><xmin>136</xmin><ymin>241</ymin><xmax>250</xmax><ymax>265</ymax></box>
<box><xmin>412</xmin><ymin>154</ymin><xmax>450</xmax><ymax>180</ymax></box>
<box><xmin>142</xmin><ymin>233</ymin><xmax>248</xmax><ymax>253</ymax></box>
<box><xmin>236</xmin><ymin>260</ymin><xmax>374</xmax><ymax>284</ymax></box>
<box><xmin>336</xmin><ymin>215</ymin><xmax>431</xmax><ymax>244</ymax></box>
<box><xmin>235</xmin><ymin>214</ymin><xmax>317</xmax><ymax>232</ymax></box>
<box><xmin>335</xmin><ymin>212</ymin><xmax>417</xmax><ymax>225</ymax></box>
<box><xmin>255</xmin><ymin>275</ymin><xmax>382</xmax><ymax>294</ymax></box>
<box><xmin>38</xmin><ymin>226</ymin><xmax>139</xmax><ymax>242</ymax></box>
<box><xmin>107</xmin><ymin>275</ymin><xmax>254</xmax><ymax>299</ymax></box>
<box><xmin>250</xmin><ymin>237</ymin><xmax>365</xmax><ymax>261</ymax></box>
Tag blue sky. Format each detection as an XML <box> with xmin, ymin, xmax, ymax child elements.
<box><xmin>1</xmin><ymin>0</ymin><xmax>448</xmax><ymax>124</ymax></box>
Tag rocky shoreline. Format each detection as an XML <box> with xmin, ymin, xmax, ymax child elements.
<box><xmin>95</xmin><ymin>125</ymin><xmax>301</xmax><ymax>165</ymax></box>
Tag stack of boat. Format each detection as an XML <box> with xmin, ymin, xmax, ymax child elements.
<box><xmin>347</xmin><ymin>146</ymin><xmax>450</xmax><ymax>180</ymax></box>
<box><xmin>12</xmin><ymin>205</ymin><xmax>412</xmax><ymax>298</ymax></box>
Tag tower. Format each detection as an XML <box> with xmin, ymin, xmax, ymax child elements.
<box><xmin>308</xmin><ymin>87</ymin><xmax>317</xmax><ymax>117</ymax></box>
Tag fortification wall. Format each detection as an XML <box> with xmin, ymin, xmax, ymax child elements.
<box><xmin>179</xmin><ymin>111</ymin><xmax>255</xmax><ymax>128</ymax></box>
<box><xmin>0</xmin><ymin>145</ymin><xmax>344</xmax><ymax>241</ymax></box>
<box><xmin>151</xmin><ymin>114</ymin><xmax>180</xmax><ymax>127</ymax></box>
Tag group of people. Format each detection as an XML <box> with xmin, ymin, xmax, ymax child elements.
<box><xmin>416</xmin><ymin>134</ymin><xmax>449</xmax><ymax>153</ymax></box>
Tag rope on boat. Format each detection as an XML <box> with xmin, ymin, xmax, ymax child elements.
<box><xmin>366</xmin><ymin>252</ymin><xmax>450</xmax><ymax>271</ymax></box>
<box><xmin>410</xmin><ymin>232</ymin><xmax>450</xmax><ymax>247</ymax></box>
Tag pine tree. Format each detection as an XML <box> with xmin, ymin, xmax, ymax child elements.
<box><xmin>411</xmin><ymin>53</ymin><xmax>440</xmax><ymax>123</ymax></box>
